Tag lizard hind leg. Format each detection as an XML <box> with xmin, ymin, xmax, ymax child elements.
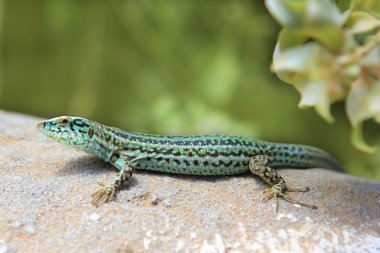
<box><xmin>249</xmin><ymin>155</ymin><xmax>317</xmax><ymax>210</ymax></box>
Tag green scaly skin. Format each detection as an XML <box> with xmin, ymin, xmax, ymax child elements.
<box><xmin>37</xmin><ymin>116</ymin><xmax>343</xmax><ymax>209</ymax></box>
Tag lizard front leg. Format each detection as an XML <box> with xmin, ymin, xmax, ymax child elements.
<box><xmin>249</xmin><ymin>155</ymin><xmax>317</xmax><ymax>210</ymax></box>
<box><xmin>92</xmin><ymin>154</ymin><xmax>133</xmax><ymax>207</ymax></box>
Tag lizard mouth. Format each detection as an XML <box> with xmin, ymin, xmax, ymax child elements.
<box><xmin>37</xmin><ymin>121</ymin><xmax>44</xmax><ymax>130</ymax></box>
<box><xmin>37</xmin><ymin>121</ymin><xmax>58</xmax><ymax>141</ymax></box>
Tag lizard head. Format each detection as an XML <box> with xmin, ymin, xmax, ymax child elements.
<box><xmin>37</xmin><ymin>116</ymin><xmax>93</xmax><ymax>149</ymax></box>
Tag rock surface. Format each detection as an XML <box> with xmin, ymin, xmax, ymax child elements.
<box><xmin>0</xmin><ymin>110</ymin><xmax>379</xmax><ymax>253</ymax></box>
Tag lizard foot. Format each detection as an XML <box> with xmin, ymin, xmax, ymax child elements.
<box><xmin>91</xmin><ymin>181</ymin><xmax>116</xmax><ymax>207</ymax></box>
<box><xmin>262</xmin><ymin>187</ymin><xmax>317</xmax><ymax>211</ymax></box>
<box><xmin>249</xmin><ymin>155</ymin><xmax>317</xmax><ymax>211</ymax></box>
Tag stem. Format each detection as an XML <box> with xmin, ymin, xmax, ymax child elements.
<box><xmin>339</xmin><ymin>31</ymin><xmax>380</xmax><ymax>67</ymax></box>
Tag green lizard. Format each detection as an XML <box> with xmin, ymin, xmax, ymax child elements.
<box><xmin>37</xmin><ymin>116</ymin><xmax>343</xmax><ymax>209</ymax></box>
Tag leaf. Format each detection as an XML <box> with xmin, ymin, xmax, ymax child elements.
<box><xmin>272</xmin><ymin>43</ymin><xmax>300</xmax><ymax>84</ymax></box>
<box><xmin>356</xmin><ymin>0</ymin><xmax>380</xmax><ymax>18</ymax></box>
<box><xmin>272</xmin><ymin>44</ymin><xmax>314</xmax><ymax>72</ymax></box>
<box><xmin>346</xmin><ymin>77</ymin><xmax>380</xmax><ymax>127</ymax></box>
<box><xmin>277</xmin><ymin>27</ymin><xmax>309</xmax><ymax>52</ymax></box>
<box><xmin>351</xmin><ymin>124</ymin><xmax>377</xmax><ymax>153</ymax></box>
<box><xmin>346</xmin><ymin>11</ymin><xmax>380</xmax><ymax>34</ymax></box>
<box><xmin>297</xmin><ymin>81</ymin><xmax>335</xmax><ymax>123</ymax></box>
<box><xmin>307</xmin><ymin>25</ymin><xmax>345</xmax><ymax>53</ymax></box>
<box><xmin>333</xmin><ymin>0</ymin><xmax>355</xmax><ymax>13</ymax></box>
<box><xmin>265</xmin><ymin>0</ymin><xmax>306</xmax><ymax>27</ymax></box>
<box><xmin>266</xmin><ymin>0</ymin><xmax>351</xmax><ymax>28</ymax></box>
<box><xmin>272</xmin><ymin>43</ymin><xmax>332</xmax><ymax>73</ymax></box>
<box><xmin>276</xmin><ymin>26</ymin><xmax>344</xmax><ymax>53</ymax></box>
<box><xmin>272</xmin><ymin>43</ymin><xmax>338</xmax><ymax>122</ymax></box>
<box><xmin>305</xmin><ymin>0</ymin><xmax>351</xmax><ymax>27</ymax></box>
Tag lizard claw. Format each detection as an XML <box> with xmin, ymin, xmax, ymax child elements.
<box><xmin>91</xmin><ymin>184</ymin><xmax>116</xmax><ymax>207</ymax></box>
<box><xmin>261</xmin><ymin>188</ymin><xmax>280</xmax><ymax>213</ymax></box>
<box><xmin>262</xmin><ymin>188</ymin><xmax>274</xmax><ymax>202</ymax></box>
<box><xmin>277</xmin><ymin>192</ymin><xmax>318</xmax><ymax>210</ymax></box>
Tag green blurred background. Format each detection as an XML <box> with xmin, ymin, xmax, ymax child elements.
<box><xmin>0</xmin><ymin>0</ymin><xmax>379</xmax><ymax>179</ymax></box>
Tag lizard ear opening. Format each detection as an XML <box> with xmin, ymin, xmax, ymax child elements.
<box><xmin>88</xmin><ymin>127</ymin><xmax>94</xmax><ymax>138</ymax></box>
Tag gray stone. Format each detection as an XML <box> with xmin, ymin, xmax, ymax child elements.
<box><xmin>0</xmin><ymin>110</ymin><xmax>379</xmax><ymax>252</ymax></box>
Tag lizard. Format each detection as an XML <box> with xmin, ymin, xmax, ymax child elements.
<box><xmin>37</xmin><ymin>116</ymin><xmax>343</xmax><ymax>209</ymax></box>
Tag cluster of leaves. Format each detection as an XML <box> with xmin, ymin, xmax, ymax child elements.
<box><xmin>266</xmin><ymin>0</ymin><xmax>380</xmax><ymax>153</ymax></box>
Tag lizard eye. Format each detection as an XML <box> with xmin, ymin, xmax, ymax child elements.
<box><xmin>61</xmin><ymin>118</ymin><xmax>69</xmax><ymax>124</ymax></box>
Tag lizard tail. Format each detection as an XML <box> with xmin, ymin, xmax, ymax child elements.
<box><xmin>264</xmin><ymin>142</ymin><xmax>344</xmax><ymax>172</ymax></box>
<box><xmin>306</xmin><ymin>146</ymin><xmax>344</xmax><ymax>172</ymax></box>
